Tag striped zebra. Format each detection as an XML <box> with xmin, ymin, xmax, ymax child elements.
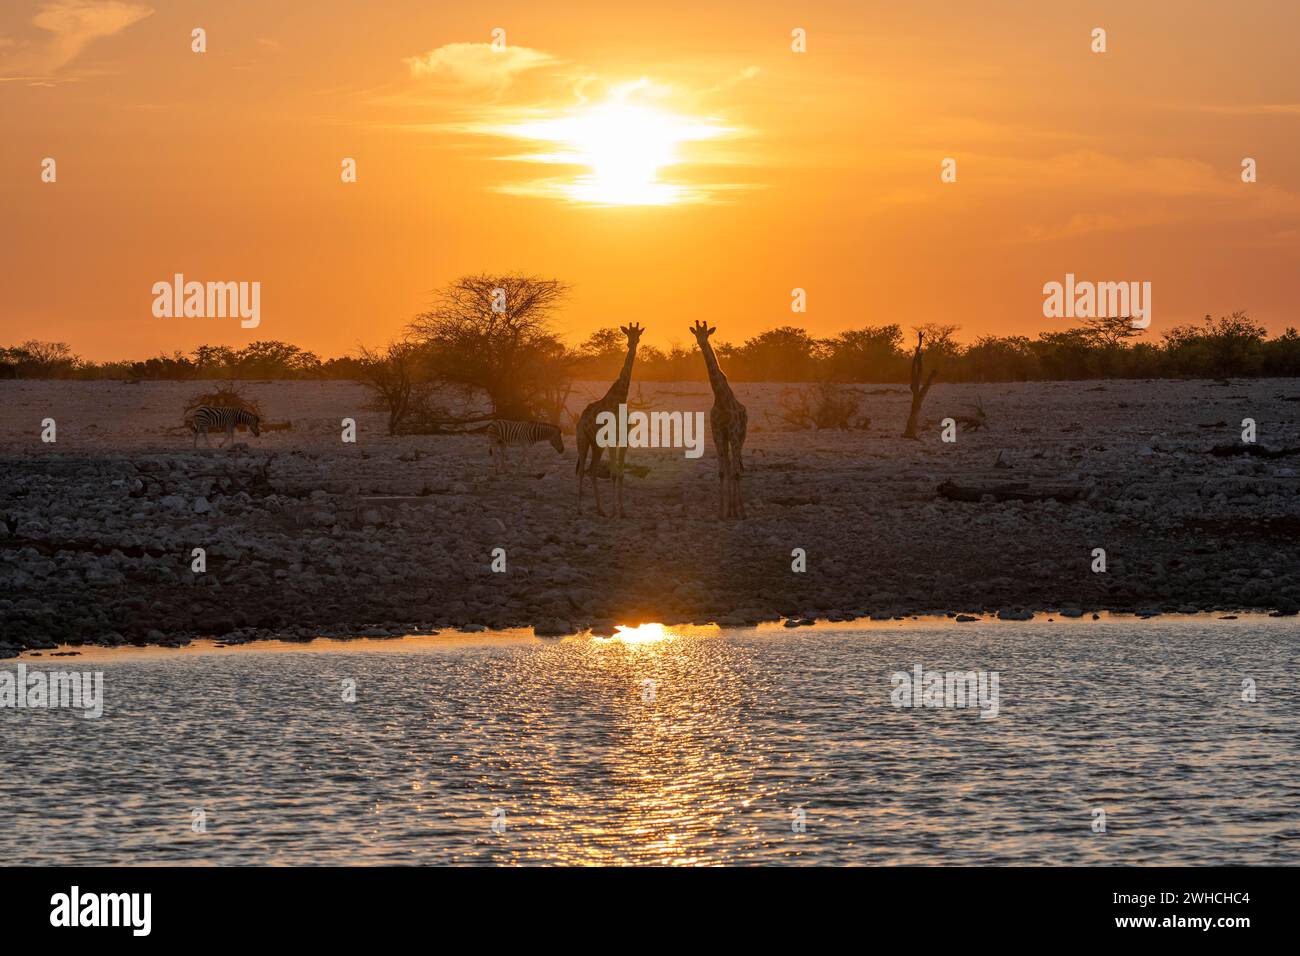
<box><xmin>188</xmin><ymin>405</ymin><xmax>262</xmax><ymax>448</ymax></box>
<box><xmin>486</xmin><ymin>419</ymin><xmax>563</xmax><ymax>474</ymax></box>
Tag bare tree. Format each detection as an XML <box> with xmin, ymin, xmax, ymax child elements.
<box><xmin>357</xmin><ymin>341</ymin><xmax>436</xmax><ymax>435</ymax></box>
<box><xmin>6</xmin><ymin>340</ymin><xmax>79</xmax><ymax>378</ymax></box>
<box><xmin>902</xmin><ymin>331</ymin><xmax>937</xmax><ymax>439</ymax></box>
<box><xmin>406</xmin><ymin>275</ymin><xmax>573</xmax><ymax>422</ymax></box>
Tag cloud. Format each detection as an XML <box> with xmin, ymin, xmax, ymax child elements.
<box><xmin>701</xmin><ymin>65</ymin><xmax>759</xmax><ymax>95</ymax></box>
<box><xmin>403</xmin><ymin>42</ymin><xmax>556</xmax><ymax>92</ymax></box>
<box><xmin>0</xmin><ymin>0</ymin><xmax>152</xmax><ymax>80</ymax></box>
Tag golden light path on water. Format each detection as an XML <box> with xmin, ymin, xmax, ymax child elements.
<box><xmin>538</xmin><ymin>620</ymin><xmax>754</xmax><ymax>865</ymax></box>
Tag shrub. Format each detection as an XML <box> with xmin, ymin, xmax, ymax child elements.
<box><xmin>778</xmin><ymin>382</ymin><xmax>870</xmax><ymax>430</ymax></box>
<box><xmin>184</xmin><ymin>382</ymin><xmax>263</xmax><ymax>422</ymax></box>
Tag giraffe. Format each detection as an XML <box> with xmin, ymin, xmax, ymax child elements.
<box><xmin>576</xmin><ymin>322</ymin><xmax>643</xmax><ymax>517</ymax></box>
<box><xmin>689</xmin><ymin>320</ymin><xmax>748</xmax><ymax>519</ymax></box>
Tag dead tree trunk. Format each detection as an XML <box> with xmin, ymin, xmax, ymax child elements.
<box><xmin>902</xmin><ymin>331</ymin><xmax>937</xmax><ymax>439</ymax></box>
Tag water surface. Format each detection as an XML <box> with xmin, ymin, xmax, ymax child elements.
<box><xmin>2</xmin><ymin>617</ymin><xmax>1297</xmax><ymax>865</ymax></box>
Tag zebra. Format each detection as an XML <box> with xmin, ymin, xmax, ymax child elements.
<box><xmin>486</xmin><ymin>419</ymin><xmax>563</xmax><ymax>474</ymax></box>
<box><xmin>188</xmin><ymin>405</ymin><xmax>261</xmax><ymax>448</ymax></box>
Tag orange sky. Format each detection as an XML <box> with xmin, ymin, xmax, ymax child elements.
<box><xmin>3</xmin><ymin>0</ymin><xmax>1300</xmax><ymax>361</ymax></box>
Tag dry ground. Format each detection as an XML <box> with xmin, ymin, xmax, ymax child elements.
<box><xmin>2</xmin><ymin>377</ymin><xmax>1299</xmax><ymax>651</ymax></box>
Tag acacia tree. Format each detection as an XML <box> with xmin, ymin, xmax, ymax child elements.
<box><xmin>823</xmin><ymin>324</ymin><xmax>905</xmax><ymax>382</ymax></box>
<box><xmin>405</xmin><ymin>274</ymin><xmax>574</xmax><ymax>423</ymax></box>
<box><xmin>1078</xmin><ymin>315</ymin><xmax>1142</xmax><ymax>349</ymax></box>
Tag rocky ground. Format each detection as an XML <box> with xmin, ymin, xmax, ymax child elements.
<box><xmin>2</xmin><ymin>377</ymin><xmax>1300</xmax><ymax>654</ymax></box>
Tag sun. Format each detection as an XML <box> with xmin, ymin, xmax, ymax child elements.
<box><xmin>493</xmin><ymin>86</ymin><xmax>734</xmax><ymax>206</ymax></box>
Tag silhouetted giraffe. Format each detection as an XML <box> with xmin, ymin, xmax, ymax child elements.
<box><xmin>576</xmin><ymin>323</ymin><xmax>643</xmax><ymax>516</ymax></box>
<box><xmin>690</xmin><ymin>320</ymin><xmax>747</xmax><ymax>519</ymax></box>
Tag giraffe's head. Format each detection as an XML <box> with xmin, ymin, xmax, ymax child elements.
<box><xmin>621</xmin><ymin>322</ymin><xmax>644</xmax><ymax>347</ymax></box>
<box><xmin>689</xmin><ymin>320</ymin><xmax>716</xmax><ymax>345</ymax></box>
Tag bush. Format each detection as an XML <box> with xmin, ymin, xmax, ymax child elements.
<box><xmin>778</xmin><ymin>382</ymin><xmax>870</xmax><ymax>430</ymax></box>
<box><xmin>184</xmin><ymin>382</ymin><xmax>263</xmax><ymax>422</ymax></box>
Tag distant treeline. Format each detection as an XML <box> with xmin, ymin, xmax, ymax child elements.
<box><xmin>0</xmin><ymin>341</ymin><xmax>364</xmax><ymax>382</ymax></box>
<box><xmin>5</xmin><ymin>311</ymin><xmax>1300</xmax><ymax>385</ymax></box>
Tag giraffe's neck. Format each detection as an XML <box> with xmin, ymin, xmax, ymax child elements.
<box><xmin>698</xmin><ymin>339</ymin><xmax>732</xmax><ymax>400</ymax></box>
<box><xmin>599</xmin><ymin>341</ymin><xmax>638</xmax><ymax>405</ymax></box>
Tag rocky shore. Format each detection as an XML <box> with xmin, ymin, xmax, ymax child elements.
<box><xmin>3</xmin><ymin>378</ymin><xmax>1299</xmax><ymax>655</ymax></box>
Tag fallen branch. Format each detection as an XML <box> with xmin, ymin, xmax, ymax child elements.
<box><xmin>953</xmin><ymin>396</ymin><xmax>988</xmax><ymax>432</ymax></box>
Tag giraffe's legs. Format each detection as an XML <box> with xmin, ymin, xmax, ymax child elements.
<box><xmin>712</xmin><ymin>422</ymin><xmax>729</xmax><ymax>519</ymax></box>
<box><xmin>730</xmin><ymin>444</ymin><xmax>745</xmax><ymax>519</ymax></box>
<box><xmin>576</xmin><ymin>436</ymin><xmax>587</xmax><ymax>509</ymax></box>
<box><xmin>718</xmin><ymin>457</ymin><xmax>731</xmax><ymax>519</ymax></box>
<box><xmin>613</xmin><ymin>447</ymin><xmax>626</xmax><ymax>517</ymax></box>
<box><xmin>589</xmin><ymin>445</ymin><xmax>606</xmax><ymax>516</ymax></box>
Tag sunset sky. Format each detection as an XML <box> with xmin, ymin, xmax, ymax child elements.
<box><xmin>3</xmin><ymin>0</ymin><xmax>1300</xmax><ymax>361</ymax></box>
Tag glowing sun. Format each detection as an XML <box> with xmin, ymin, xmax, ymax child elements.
<box><xmin>492</xmin><ymin>87</ymin><xmax>734</xmax><ymax>206</ymax></box>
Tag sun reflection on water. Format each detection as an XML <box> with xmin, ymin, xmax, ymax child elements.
<box><xmin>609</xmin><ymin>622</ymin><xmax>669</xmax><ymax>643</ymax></box>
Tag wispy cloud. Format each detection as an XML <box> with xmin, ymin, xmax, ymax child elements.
<box><xmin>403</xmin><ymin>42</ymin><xmax>556</xmax><ymax>93</ymax></box>
<box><xmin>0</xmin><ymin>0</ymin><xmax>152</xmax><ymax>83</ymax></box>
